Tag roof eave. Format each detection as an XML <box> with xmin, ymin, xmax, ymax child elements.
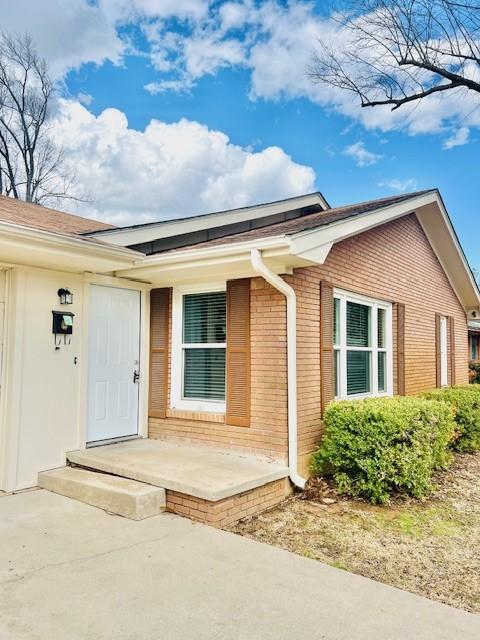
<box><xmin>88</xmin><ymin>192</ymin><xmax>329</xmax><ymax>246</ymax></box>
<box><xmin>288</xmin><ymin>190</ymin><xmax>480</xmax><ymax>311</ymax></box>
<box><xmin>0</xmin><ymin>220</ymin><xmax>142</xmax><ymax>273</ymax></box>
<box><xmin>115</xmin><ymin>190</ymin><xmax>480</xmax><ymax>312</ymax></box>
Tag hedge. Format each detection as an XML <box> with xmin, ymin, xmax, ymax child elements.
<box><xmin>311</xmin><ymin>396</ymin><xmax>455</xmax><ymax>504</ymax></box>
<box><xmin>421</xmin><ymin>386</ymin><xmax>480</xmax><ymax>453</ymax></box>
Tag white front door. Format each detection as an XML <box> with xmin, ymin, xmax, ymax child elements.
<box><xmin>87</xmin><ymin>285</ymin><xmax>141</xmax><ymax>443</ymax></box>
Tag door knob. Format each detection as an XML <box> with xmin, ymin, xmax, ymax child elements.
<box><xmin>133</xmin><ymin>370</ymin><xmax>140</xmax><ymax>384</ymax></box>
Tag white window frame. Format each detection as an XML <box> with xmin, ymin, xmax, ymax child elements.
<box><xmin>439</xmin><ymin>315</ymin><xmax>448</xmax><ymax>387</ymax></box>
<box><xmin>334</xmin><ymin>288</ymin><xmax>393</xmax><ymax>400</ymax></box>
<box><xmin>171</xmin><ymin>282</ymin><xmax>226</xmax><ymax>413</ymax></box>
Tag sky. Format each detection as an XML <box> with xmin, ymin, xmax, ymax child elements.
<box><xmin>2</xmin><ymin>0</ymin><xmax>478</xmax><ymax>268</ymax></box>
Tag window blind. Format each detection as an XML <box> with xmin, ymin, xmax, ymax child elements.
<box><xmin>184</xmin><ymin>348</ymin><xmax>226</xmax><ymax>400</ymax></box>
<box><xmin>182</xmin><ymin>291</ymin><xmax>226</xmax><ymax>402</ymax></box>
<box><xmin>378</xmin><ymin>308</ymin><xmax>385</xmax><ymax>348</ymax></box>
<box><xmin>183</xmin><ymin>292</ymin><xmax>226</xmax><ymax>344</ymax></box>
<box><xmin>378</xmin><ymin>351</ymin><xmax>386</xmax><ymax>392</ymax></box>
<box><xmin>347</xmin><ymin>351</ymin><xmax>371</xmax><ymax>395</ymax></box>
<box><xmin>347</xmin><ymin>301</ymin><xmax>370</xmax><ymax>347</ymax></box>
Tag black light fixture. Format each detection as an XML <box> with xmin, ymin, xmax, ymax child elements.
<box><xmin>57</xmin><ymin>288</ymin><xmax>73</xmax><ymax>305</ymax></box>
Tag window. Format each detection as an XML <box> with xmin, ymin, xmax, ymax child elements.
<box><xmin>171</xmin><ymin>285</ymin><xmax>226</xmax><ymax>412</ymax></box>
<box><xmin>471</xmin><ymin>336</ymin><xmax>478</xmax><ymax>360</ymax></box>
<box><xmin>439</xmin><ymin>315</ymin><xmax>448</xmax><ymax>387</ymax></box>
<box><xmin>333</xmin><ymin>290</ymin><xmax>392</xmax><ymax>399</ymax></box>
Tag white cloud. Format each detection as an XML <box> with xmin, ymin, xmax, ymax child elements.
<box><xmin>52</xmin><ymin>100</ymin><xmax>316</xmax><ymax>225</ymax></box>
<box><xmin>77</xmin><ymin>92</ymin><xmax>93</xmax><ymax>106</ymax></box>
<box><xmin>98</xmin><ymin>0</ymin><xmax>211</xmax><ymax>23</ymax></box>
<box><xmin>219</xmin><ymin>2</ymin><xmax>250</xmax><ymax>30</ymax></box>
<box><xmin>1</xmin><ymin>0</ymin><xmax>124</xmax><ymax>79</ymax></box>
<box><xmin>378</xmin><ymin>178</ymin><xmax>418</xmax><ymax>193</ymax></box>
<box><xmin>344</xmin><ymin>142</ymin><xmax>383</xmax><ymax>167</ymax></box>
<box><xmin>131</xmin><ymin>1</ymin><xmax>480</xmax><ymax>140</ymax></box>
<box><xmin>443</xmin><ymin>126</ymin><xmax>470</xmax><ymax>149</ymax></box>
<box><xmin>3</xmin><ymin>0</ymin><xmax>478</xmax><ymax>143</ymax></box>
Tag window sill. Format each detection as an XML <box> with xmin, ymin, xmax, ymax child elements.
<box><xmin>166</xmin><ymin>409</ymin><xmax>226</xmax><ymax>424</ymax></box>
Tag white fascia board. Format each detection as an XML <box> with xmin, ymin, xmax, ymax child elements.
<box><xmin>289</xmin><ymin>191</ymin><xmax>480</xmax><ymax>311</ymax></box>
<box><xmin>0</xmin><ymin>220</ymin><xmax>141</xmax><ymax>273</ymax></box>
<box><xmin>291</xmin><ymin>192</ymin><xmax>438</xmax><ymax>247</ymax></box>
<box><xmin>115</xmin><ymin>236</ymin><xmax>291</xmax><ymax>282</ymax></box>
<box><xmin>91</xmin><ymin>193</ymin><xmax>327</xmax><ymax>246</ymax></box>
<box><xmin>126</xmin><ymin>235</ymin><xmax>289</xmax><ymax>268</ymax></box>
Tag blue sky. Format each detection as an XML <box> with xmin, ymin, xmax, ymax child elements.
<box><xmin>4</xmin><ymin>0</ymin><xmax>478</xmax><ymax>268</ymax></box>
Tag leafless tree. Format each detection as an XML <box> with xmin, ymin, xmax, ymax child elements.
<box><xmin>0</xmin><ymin>32</ymin><xmax>78</xmax><ymax>205</ymax></box>
<box><xmin>309</xmin><ymin>0</ymin><xmax>480</xmax><ymax>111</ymax></box>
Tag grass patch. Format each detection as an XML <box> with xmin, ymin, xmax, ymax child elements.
<box><xmin>230</xmin><ymin>453</ymin><xmax>480</xmax><ymax>613</ymax></box>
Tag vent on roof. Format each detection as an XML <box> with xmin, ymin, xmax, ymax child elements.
<box><xmin>128</xmin><ymin>204</ymin><xmax>322</xmax><ymax>255</ymax></box>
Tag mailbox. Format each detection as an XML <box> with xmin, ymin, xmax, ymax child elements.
<box><xmin>52</xmin><ymin>311</ymin><xmax>74</xmax><ymax>347</ymax></box>
<box><xmin>52</xmin><ymin>311</ymin><xmax>74</xmax><ymax>335</ymax></box>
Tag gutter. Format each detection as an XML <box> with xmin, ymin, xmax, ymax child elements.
<box><xmin>250</xmin><ymin>248</ymin><xmax>306</xmax><ymax>490</ymax></box>
<box><xmin>0</xmin><ymin>219</ymin><xmax>141</xmax><ymax>262</ymax></box>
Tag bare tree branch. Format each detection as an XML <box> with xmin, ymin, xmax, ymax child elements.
<box><xmin>310</xmin><ymin>0</ymin><xmax>480</xmax><ymax>111</ymax></box>
<box><xmin>0</xmin><ymin>32</ymin><xmax>81</xmax><ymax>206</ymax></box>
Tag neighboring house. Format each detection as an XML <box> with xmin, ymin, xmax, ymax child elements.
<box><xmin>469</xmin><ymin>320</ymin><xmax>480</xmax><ymax>361</ymax></box>
<box><xmin>0</xmin><ymin>189</ymin><xmax>478</xmax><ymax>524</ymax></box>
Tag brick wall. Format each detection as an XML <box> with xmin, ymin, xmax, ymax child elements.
<box><xmin>165</xmin><ymin>478</ymin><xmax>290</xmax><ymax>527</ymax></box>
<box><xmin>289</xmin><ymin>213</ymin><xmax>468</xmax><ymax>460</ymax></box>
<box><xmin>149</xmin><ymin>213</ymin><xmax>468</xmax><ymax>469</ymax></box>
<box><xmin>149</xmin><ymin>277</ymin><xmax>289</xmax><ymax>460</ymax></box>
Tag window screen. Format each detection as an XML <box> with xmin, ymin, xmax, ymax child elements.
<box><xmin>182</xmin><ymin>292</ymin><xmax>226</xmax><ymax>401</ymax></box>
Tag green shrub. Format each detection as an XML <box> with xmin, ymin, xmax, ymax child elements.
<box><xmin>311</xmin><ymin>397</ymin><xmax>455</xmax><ymax>504</ymax></box>
<box><xmin>421</xmin><ymin>386</ymin><xmax>480</xmax><ymax>453</ymax></box>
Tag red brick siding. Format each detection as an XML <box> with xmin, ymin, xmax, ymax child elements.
<box><xmin>149</xmin><ymin>277</ymin><xmax>289</xmax><ymax>460</ymax></box>
<box><xmin>149</xmin><ymin>213</ymin><xmax>468</xmax><ymax>466</ymax></box>
<box><xmin>165</xmin><ymin>478</ymin><xmax>290</xmax><ymax>527</ymax></box>
<box><xmin>289</xmin><ymin>213</ymin><xmax>468</xmax><ymax>457</ymax></box>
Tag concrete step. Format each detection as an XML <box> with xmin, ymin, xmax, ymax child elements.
<box><xmin>38</xmin><ymin>467</ymin><xmax>166</xmax><ymax>520</ymax></box>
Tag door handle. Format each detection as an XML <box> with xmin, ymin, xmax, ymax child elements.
<box><xmin>133</xmin><ymin>370</ymin><xmax>140</xmax><ymax>384</ymax></box>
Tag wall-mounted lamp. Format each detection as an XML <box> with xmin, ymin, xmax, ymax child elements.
<box><xmin>58</xmin><ymin>288</ymin><xmax>73</xmax><ymax>305</ymax></box>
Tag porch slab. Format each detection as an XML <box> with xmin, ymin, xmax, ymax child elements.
<box><xmin>67</xmin><ymin>439</ymin><xmax>290</xmax><ymax>502</ymax></box>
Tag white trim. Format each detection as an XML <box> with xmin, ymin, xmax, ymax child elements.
<box><xmin>440</xmin><ymin>316</ymin><xmax>448</xmax><ymax>387</ymax></box>
<box><xmin>0</xmin><ymin>219</ymin><xmax>140</xmax><ymax>260</ymax></box>
<box><xmin>88</xmin><ymin>192</ymin><xmax>329</xmax><ymax>246</ymax></box>
<box><xmin>333</xmin><ymin>289</ymin><xmax>393</xmax><ymax>400</ymax></box>
<box><xmin>113</xmin><ymin>189</ymin><xmax>479</xmax><ymax>311</ymax></box>
<box><xmin>171</xmin><ymin>283</ymin><xmax>227</xmax><ymax>413</ymax></box>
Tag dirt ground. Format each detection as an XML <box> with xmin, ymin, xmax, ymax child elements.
<box><xmin>230</xmin><ymin>453</ymin><xmax>480</xmax><ymax>613</ymax></box>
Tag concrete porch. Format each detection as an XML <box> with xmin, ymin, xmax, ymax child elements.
<box><xmin>67</xmin><ymin>439</ymin><xmax>289</xmax><ymax>502</ymax></box>
<box><xmin>43</xmin><ymin>439</ymin><xmax>291</xmax><ymax>526</ymax></box>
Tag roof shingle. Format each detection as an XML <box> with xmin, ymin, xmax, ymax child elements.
<box><xmin>0</xmin><ymin>195</ymin><xmax>114</xmax><ymax>235</ymax></box>
<box><xmin>157</xmin><ymin>190</ymin><xmax>434</xmax><ymax>254</ymax></box>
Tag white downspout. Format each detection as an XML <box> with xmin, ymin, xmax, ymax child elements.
<box><xmin>250</xmin><ymin>248</ymin><xmax>306</xmax><ymax>489</ymax></box>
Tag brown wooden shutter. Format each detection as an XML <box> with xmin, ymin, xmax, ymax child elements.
<box><xmin>449</xmin><ymin>316</ymin><xmax>456</xmax><ymax>386</ymax></box>
<box><xmin>435</xmin><ymin>313</ymin><xmax>442</xmax><ymax>388</ymax></box>
<box><xmin>396</xmin><ymin>303</ymin><xmax>406</xmax><ymax>396</ymax></box>
<box><xmin>320</xmin><ymin>281</ymin><xmax>334</xmax><ymax>414</ymax></box>
<box><xmin>149</xmin><ymin>288</ymin><xmax>171</xmax><ymax>418</ymax></box>
<box><xmin>226</xmin><ymin>278</ymin><xmax>250</xmax><ymax>427</ymax></box>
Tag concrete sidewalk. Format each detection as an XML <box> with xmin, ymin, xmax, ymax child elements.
<box><xmin>0</xmin><ymin>490</ymin><xmax>478</xmax><ymax>640</ymax></box>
